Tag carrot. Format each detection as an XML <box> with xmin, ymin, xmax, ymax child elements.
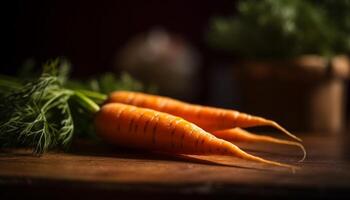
<box><xmin>95</xmin><ymin>103</ymin><xmax>297</xmax><ymax>170</ymax></box>
<box><xmin>107</xmin><ymin>91</ymin><xmax>302</xmax><ymax>142</ymax></box>
<box><xmin>213</xmin><ymin>128</ymin><xmax>306</xmax><ymax>162</ymax></box>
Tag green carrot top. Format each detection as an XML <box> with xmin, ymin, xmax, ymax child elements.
<box><xmin>0</xmin><ymin>59</ymin><xmax>149</xmax><ymax>154</ymax></box>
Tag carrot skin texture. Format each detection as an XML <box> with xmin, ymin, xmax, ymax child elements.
<box><xmin>107</xmin><ymin>91</ymin><xmax>301</xmax><ymax>142</ymax></box>
<box><xmin>95</xmin><ymin>103</ymin><xmax>296</xmax><ymax>169</ymax></box>
<box><xmin>96</xmin><ymin>103</ymin><xmax>219</xmax><ymax>154</ymax></box>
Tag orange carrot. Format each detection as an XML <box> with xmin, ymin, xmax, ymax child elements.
<box><xmin>107</xmin><ymin>91</ymin><xmax>302</xmax><ymax>142</ymax></box>
<box><xmin>213</xmin><ymin>128</ymin><xmax>306</xmax><ymax>162</ymax></box>
<box><xmin>95</xmin><ymin>103</ymin><xmax>296</xmax><ymax>170</ymax></box>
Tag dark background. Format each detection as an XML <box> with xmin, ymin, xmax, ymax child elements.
<box><xmin>1</xmin><ymin>0</ymin><xmax>349</xmax><ymax>130</ymax></box>
<box><xmin>2</xmin><ymin>0</ymin><xmax>239</xmax><ymax>103</ymax></box>
<box><xmin>2</xmin><ymin>0</ymin><xmax>234</xmax><ymax>74</ymax></box>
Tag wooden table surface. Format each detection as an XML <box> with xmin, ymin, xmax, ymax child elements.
<box><xmin>1</xmin><ymin>133</ymin><xmax>350</xmax><ymax>199</ymax></box>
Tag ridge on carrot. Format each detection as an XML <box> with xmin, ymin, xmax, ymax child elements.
<box><xmin>107</xmin><ymin>91</ymin><xmax>302</xmax><ymax>142</ymax></box>
<box><xmin>95</xmin><ymin>103</ymin><xmax>297</xmax><ymax>170</ymax></box>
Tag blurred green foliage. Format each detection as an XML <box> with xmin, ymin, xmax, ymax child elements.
<box><xmin>207</xmin><ymin>0</ymin><xmax>350</xmax><ymax>58</ymax></box>
<box><xmin>0</xmin><ymin>58</ymin><xmax>156</xmax><ymax>96</ymax></box>
<box><xmin>68</xmin><ymin>72</ymin><xmax>156</xmax><ymax>95</ymax></box>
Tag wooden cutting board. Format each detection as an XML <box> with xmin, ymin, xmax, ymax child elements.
<box><xmin>1</xmin><ymin>133</ymin><xmax>350</xmax><ymax>199</ymax></box>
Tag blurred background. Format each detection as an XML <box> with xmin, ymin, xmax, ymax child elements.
<box><xmin>1</xmin><ymin>0</ymin><xmax>350</xmax><ymax>133</ymax></box>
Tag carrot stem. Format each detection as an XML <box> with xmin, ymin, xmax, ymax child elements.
<box><xmin>76</xmin><ymin>89</ymin><xmax>108</xmax><ymax>103</ymax></box>
<box><xmin>73</xmin><ymin>91</ymin><xmax>101</xmax><ymax>113</ymax></box>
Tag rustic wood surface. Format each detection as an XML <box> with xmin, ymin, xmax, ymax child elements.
<box><xmin>1</xmin><ymin>133</ymin><xmax>350</xmax><ymax>199</ymax></box>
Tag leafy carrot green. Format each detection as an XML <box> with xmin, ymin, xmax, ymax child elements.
<box><xmin>0</xmin><ymin>60</ymin><xmax>76</xmax><ymax>153</ymax></box>
<box><xmin>0</xmin><ymin>59</ymin><xmax>150</xmax><ymax>152</ymax></box>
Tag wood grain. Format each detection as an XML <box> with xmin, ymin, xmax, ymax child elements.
<box><xmin>1</xmin><ymin>134</ymin><xmax>350</xmax><ymax>199</ymax></box>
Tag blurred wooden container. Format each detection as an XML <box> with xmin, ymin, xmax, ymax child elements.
<box><xmin>233</xmin><ymin>55</ymin><xmax>350</xmax><ymax>133</ymax></box>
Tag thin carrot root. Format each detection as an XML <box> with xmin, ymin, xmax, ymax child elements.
<box><xmin>267</xmin><ymin>120</ymin><xmax>302</xmax><ymax>142</ymax></box>
<box><xmin>235</xmin><ymin>115</ymin><xmax>302</xmax><ymax>142</ymax></box>
<box><xmin>227</xmin><ymin>141</ymin><xmax>299</xmax><ymax>171</ymax></box>
<box><xmin>213</xmin><ymin>128</ymin><xmax>306</xmax><ymax>162</ymax></box>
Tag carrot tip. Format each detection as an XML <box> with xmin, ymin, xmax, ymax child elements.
<box><xmin>230</xmin><ymin>142</ymin><xmax>299</xmax><ymax>171</ymax></box>
<box><xmin>278</xmin><ymin>139</ymin><xmax>306</xmax><ymax>162</ymax></box>
<box><xmin>269</xmin><ymin>121</ymin><xmax>302</xmax><ymax>142</ymax></box>
<box><xmin>296</xmin><ymin>143</ymin><xmax>307</xmax><ymax>162</ymax></box>
<box><xmin>291</xmin><ymin>166</ymin><xmax>298</xmax><ymax>174</ymax></box>
<box><xmin>262</xmin><ymin>159</ymin><xmax>299</xmax><ymax>172</ymax></box>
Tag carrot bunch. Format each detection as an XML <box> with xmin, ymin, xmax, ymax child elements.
<box><xmin>0</xmin><ymin>61</ymin><xmax>304</xmax><ymax>171</ymax></box>
<box><xmin>94</xmin><ymin>91</ymin><xmax>306</xmax><ymax>171</ymax></box>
